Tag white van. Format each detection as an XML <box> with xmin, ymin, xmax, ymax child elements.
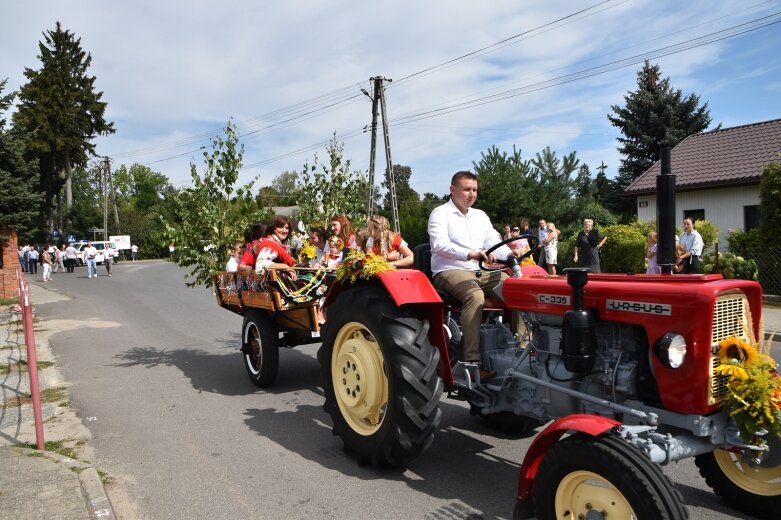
<box><xmin>72</xmin><ymin>241</ymin><xmax>120</xmax><ymax>265</ymax></box>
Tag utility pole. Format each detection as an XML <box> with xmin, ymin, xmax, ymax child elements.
<box><xmin>365</xmin><ymin>76</ymin><xmax>400</xmax><ymax>233</ymax></box>
<box><xmin>103</xmin><ymin>157</ymin><xmax>110</xmax><ymax>240</ymax></box>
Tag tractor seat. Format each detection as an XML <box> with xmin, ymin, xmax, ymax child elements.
<box><xmin>413</xmin><ymin>243</ymin><xmax>505</xmax><ymax>310</ymax></box>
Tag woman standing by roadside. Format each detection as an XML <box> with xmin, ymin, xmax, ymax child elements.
<box><xmin>573</xmin><ymin>219</ymin><xmax>607</xmax><ymax>273</ymax></box>
<box><xmin>543</xmin><ymin>222</ymin><xmax>560</xmax><ymax>275</ymax></box>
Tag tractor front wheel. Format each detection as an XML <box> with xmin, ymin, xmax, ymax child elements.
<box><xmin>318</xmin><ymin>287</ymin><xmax>443</xmax><ymax>467</ymax></box>
<box><xmin>532</xmin><ymin>434</ymin><xmax>688</xmax><ymax>519</ymax></box>
<box><xmin>242</xmin><ymin>310</ymin><xmax>279</xmax><ymax>387</ymax></box>
<box><xmin>695</xmin><ymin>443</ymin><xmax>781</xmax><ymax>519</ymax></box>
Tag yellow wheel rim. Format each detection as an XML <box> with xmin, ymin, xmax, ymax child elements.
<box><xmin>331</xmin><ymin>322</ymin><xmax>388</xmax><ymax>435</ymax></box>
<box><xmin>714</xmin><ymin>449</ymin><xmax>781</xmax><ymax>496</ymax></box>
<box><xmin>555</xmin><ymin>470</ymin><xmax>637</xmax><ymax>519</ymax></box>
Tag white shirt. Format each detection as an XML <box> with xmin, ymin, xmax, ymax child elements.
<box><xmin>226</xmin><ymin>256</ymin><xmax>239</xmax><ymax>272</ymax></box>
<box><xmin>428</xmin><ymin>199</ymin><xmax>510</xmax><ymax>275</ymax></box>
<box><xmin>131</xmin><ymin>245</ymin><xmax>138</xmax><ymax>253</ymax></box>
<box><xmin>679</xmin><ymin>230</ymin><xmax>704</xmax><ymax>256</ymax></box>
<box><xmin>85</xmin><ymin>246</ymin><xmax>97</xmax><ymax>259</ymax></box>
<box><xmin>538</xmin><ymin>226</ymin><xmax>549</xmax><ymax>245</ymax></box>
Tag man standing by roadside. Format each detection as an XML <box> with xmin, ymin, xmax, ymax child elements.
<box><xmin>28</xmin><ymin>246</ymin><xmax>38</xmax><ymax>274</ymax></box>
<box><xmin>428</xmin><ymin>171</ymin><xmax>513</xmax><ymax>381</ymax></box>
<box><xmin>65</xmin><ymin>243</ymin><xmax>77</xmax><ymax>273</ymax></box>
<box><xmin>85</xmin><ymin>241</ymin><xmax>98</xmax><ymax>278</ymax></box>
<box><xmin>130</xmin><ymin>244</ymin><xmax>139</xmax><ymax>261</ymax></box>
<box><xmin>537</xmin><ymin>219</ymin><xmax>549</xmax><ymax>270</ymax></box>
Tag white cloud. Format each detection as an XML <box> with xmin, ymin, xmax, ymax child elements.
<box><xmin>3</xmin><ymin>0</ymin><xmax>780</xmax><ymax>198</ymax></box>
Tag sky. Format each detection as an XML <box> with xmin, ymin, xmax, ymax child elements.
<box><xmin>2</xmin><ymin>0</ymin><xmax>781</xmax><ymax>199</ymax></box>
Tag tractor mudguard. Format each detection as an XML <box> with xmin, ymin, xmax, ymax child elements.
<box><xmin>322</xmin><ymin>270</ymin><xmax>450</xmax><ymax>380</ymax></box>
<box><xmin>515</xmin><ymin>414</ymin><xmax>621</xmax><ymax>503</ymax></box>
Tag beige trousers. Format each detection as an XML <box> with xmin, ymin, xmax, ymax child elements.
<box><xmin>433</xmin><ymin>269</ymin><xmax>507</xmax><ymax>362</ymax></box>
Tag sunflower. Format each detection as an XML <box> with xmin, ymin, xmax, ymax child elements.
<box><xmin>718</xmin><ymin>337</ymin><xmax>759</xmax><ymax>365</ymax></box>
<box><xmin>715</xmin><ymin>363</ymin><xmax>748</xmax><ymax>380</ymax></box>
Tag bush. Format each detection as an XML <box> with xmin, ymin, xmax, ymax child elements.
<box><xmin>694</xmin><ymin>219</ymin><xmax>718</xmax><ymax>253</ymax></box>
<box><xmin>759</xmin><ymin>161</ymin><xmax>781</xmax><ymax>295</ymax></box>
<box><xmin>727</xmin><ymin>228</ymin><xmax>759</xmax><ymax>259</ymax></box>
<box><xmin>702</xmin><ymin>251</ymin><xmax>758</xmax><ymax>280</ymax></box>
<box><xmin>579</xmin><ymin>203</ymin><xmax>618</xmax><ymax>229</ymax></box>
<box><xmin>600</xmin><ymin>224</ymin><xmax>646</xmax><ymax>274</ymax></box>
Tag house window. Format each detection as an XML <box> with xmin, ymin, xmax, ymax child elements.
<box><xmin>684</xmin><ymin>209</ymin><xmax>705</xmax><ymax>222</ymax></box>
<box><xmin>638</xmin><ymin>200</ymin><xmax>648</xmax><ymax>208</ymax></box>
<box><xmin>744</xmin><ymin>205</ymin><xmax>760</xmax><ymax>231</ymax></box>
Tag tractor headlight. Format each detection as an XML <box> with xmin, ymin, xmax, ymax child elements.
<box><xmin>654</xmin><ymin>333</ymin><xmax>687</xmax><ymax>368</ymax></box>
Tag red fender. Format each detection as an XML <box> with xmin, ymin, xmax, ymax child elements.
<box><xmin>516</xmin><ymin>414</ymin><xmax>621</xmax><ymax>503</ymax></box>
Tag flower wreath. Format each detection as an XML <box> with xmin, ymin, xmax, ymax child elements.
<box><xmin>335</xmin><ymin>250</ymin><xmax>395</xmax><ymax>283</ymax></box>
<box><xmin>715</xmin><ymin>336</ymin><xmax>781</xmax><ymax>444</ymax></box>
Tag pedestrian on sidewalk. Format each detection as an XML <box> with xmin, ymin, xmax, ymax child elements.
<box><xmin>28</xmin><ymin>246</ymin><xmax>38</xmax><ymax>274</ymax></box>
<box><xmin>131</xmin><ymin>243</ymin><xmax>138</xmax><ymax>261</ymax></box>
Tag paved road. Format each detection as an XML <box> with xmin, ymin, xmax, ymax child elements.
<box><xmin>32</xmin><ymin>261</ymin><xmax>766</xmax><ymax>519</ymax></box>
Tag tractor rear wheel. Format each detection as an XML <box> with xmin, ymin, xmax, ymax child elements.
<box><xmin>533</xmin><ymin>434</ymin><xmax>688</xmax><ymax>519</ymax></box>
<box><xmin>695</xmin><ymin>442</ymin><xmax>781</xmax><ymax>519</ymax></box>
<box><xmin>242</xmin><ymin>310</ymin><xmax>279</xmax><ymax>387</ymax></box>
<box><xmin>318</xmin><ymin>287</ymin><xmax>443</xmax><ymax>467</ymax></box>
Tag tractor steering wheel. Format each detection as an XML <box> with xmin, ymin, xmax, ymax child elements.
<box><xmin>478</xmin><ymin>233</ymin><xmax>540</xmax><ymax>275</ymax></box>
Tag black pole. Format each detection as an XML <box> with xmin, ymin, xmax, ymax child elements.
<box><xmin>656</xmin><ymin>146</ymin><xmax>676</xmax><ymax>274</ymax></box>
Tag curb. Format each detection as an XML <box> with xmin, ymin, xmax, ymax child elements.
<box><xmin>39</xmin><ymin>450</ymin><xmax>117</xmax><ymax>520</ymax></box>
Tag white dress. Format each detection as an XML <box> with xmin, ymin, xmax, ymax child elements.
<box><xmin>545</xmin><ymin>233</ymin><xmax>558</xmax><ymax>265</ymax></box>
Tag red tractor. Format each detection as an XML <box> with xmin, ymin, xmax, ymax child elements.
<box><xmin>310</xmin><ymin>238</ymin><xmax>776</xmax><ymax>519</ymax></box>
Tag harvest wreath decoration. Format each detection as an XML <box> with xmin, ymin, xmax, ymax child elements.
<box><xmin>335</xmin><ymin>250</ymin><xmax>395</xmax><ymax>283</ymax></box>
<box><xmin>715</xmin><ymin>336</ymin><xmax>781</xmax><ymax>443</ymax></box>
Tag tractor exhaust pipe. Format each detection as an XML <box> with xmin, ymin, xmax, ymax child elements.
<box><xmin>562</xmin><ymin>268</ymin><xmax>596</xmax><ymax>373</ymax></box>
<box><xmin>657</xmin><ymin>146</ymin><xmax>677</xmax><ymax>274</ymax></box>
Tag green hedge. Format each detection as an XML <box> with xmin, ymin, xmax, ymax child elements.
<box><xmin>759</xmin><ymin>161</ymin><xmax>781</xmax><ymax>295</ymax></box>
<box><xmin>600</xmin><ymin>224</ymin><xmax>646</xmax><ymax>274</ymax></box>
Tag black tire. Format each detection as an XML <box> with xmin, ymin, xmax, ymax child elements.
<box><xmin>318</xmin><ymin>287</ymin><xmax>444</xmax><ymax>467</ymax></box>
<box><xmin>242</xmin><ymin>310</ymin><xmax>279</xmax><ymax>387</ymax></box>
<box><xmin>533</xmin><ymin>433</ymin><xmax>688</xmax><ymax>519</ymax></box>
<box><xmin>695</xmin><ymin>443</ymin><xmax>781</xmax><ymax>519</ymax></box>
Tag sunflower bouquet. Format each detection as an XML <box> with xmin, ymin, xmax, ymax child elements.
<box><xmin>335</xmin><ymin>250</ymin><xmax>395</xmax><ymax>283</ymax></box>
<box><xmin>298</xmin><ymin>240</ymin><xmax>317</xmax><ymax>264</ymax></box>
<box><xmin>715</xmin><ymin>337</ymin><xmax>781</xmax><ymax>443</ymax></box>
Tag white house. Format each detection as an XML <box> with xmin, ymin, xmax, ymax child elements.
<box><xmin>626</xmin><ymin>118</ymin><xmax>781</xmax><ymax>249</ymax></box>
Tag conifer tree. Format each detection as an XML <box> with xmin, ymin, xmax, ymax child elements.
<box><xmin>13</xmin><ymin>22</ymin><xmax>115</xmax><ymax>231</ymax></box>
<box><xmin>607</xmin><ymin>60</ymin><xmax>712</xmax><ymax>216</ymax></box>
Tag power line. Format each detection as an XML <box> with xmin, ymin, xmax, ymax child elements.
<box><xmin>239</xmin><ymin>10</ymin><xmax>781</xmax><ymax>172</ymax></box>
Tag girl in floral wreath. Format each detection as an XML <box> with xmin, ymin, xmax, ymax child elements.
<box><xmin>364</xmin><ymin>215</ymin><xmax>414</xmax><ymax>269</ymax></box>
<box><xmin>329</xmin><ymin>214</ymin><xmax>358</xmax><ymax>253</ymax></box>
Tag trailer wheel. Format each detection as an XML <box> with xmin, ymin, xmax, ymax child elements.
<box><xmin>242</xmin><ymin>310</ymin><xmax>279</xmax><ymax>387</ymax></box>
<box><xmin>533</xmin><ymin>434</ymin><xmax>688</xmax><ymax>519</ymax></box>
<box><xmin>695</xmin><ymin>444</ymin><xmax>781</xmax><ymax>519</ymax></box>
<box><xmin>318</xmin><ymin>287</ymin><xmax>443</xmax><ymax>467</ymax></box>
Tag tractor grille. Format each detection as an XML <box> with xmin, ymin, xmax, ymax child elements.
<box><xmin>708</xmin><ymin>293</ymin><xmax>751</xmax><ymax>405</ymax></box>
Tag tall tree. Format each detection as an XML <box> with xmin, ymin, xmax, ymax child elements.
<box><xmin>472</xmin><ymin>145</ymin><xmax>536</xmax><ymax>226</ymax></box>
<box><xmin>529</xmin><ymin>146</ymin><xmax>593</xmax><ymax>226</ymax></box>
<box><xmin>607</xmin><ymin>60</ymin><xmax>712</xmax><ymax>216</ymax></box>
<box><xmin>380</xmin><ymin>164</ymin><xmax>420</xmax><ymax>215</ymax></box>
<box><xmin>13</xmin><ymin>22</ymin><xmax>115</xmax><ymax>231</ymax></box>
<box><xmin>270</xmin><ymin>170</ymin><xmax>299</xmax><ymax>206</ymax></box>
<box><xmin>295</xmin><ymin>134</ymin><xmax>369</xmax><ymax>226</ymax></box>
<box><xmin>164</xmin><ymin>120</ymin><xmax>267</xmax><ymax>288</ymax></box>
<box><xmin>0</xmin><ymin>80</ymin><xmax>43</xmax><ymax>241</ymax></box>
